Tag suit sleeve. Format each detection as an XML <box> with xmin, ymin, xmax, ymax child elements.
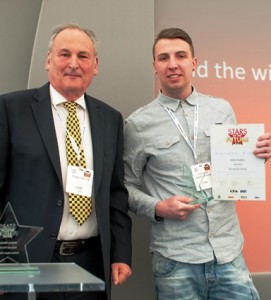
<box><xmin>110</xmin><ymin>113</ymin><xmax>132</xmax><ymax>266</ymax></box>
<box><xmin>0</xmin><ymin>96</ymin><xmax>10</xmax><ymax>209</ymax></box>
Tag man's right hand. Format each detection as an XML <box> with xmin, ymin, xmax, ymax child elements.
<box><xmin>155</xmin><ymin>195</ymin><xmax>201</xmax><ymax>220</ymax></box>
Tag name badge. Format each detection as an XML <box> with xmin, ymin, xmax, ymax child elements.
<box><xmin>191</xmin><ymin>162</ymin><xmax>212</xmax><ymax>191</ymax></box>
<box><xmin>66</xmin><ymin>165</ymin><xmax>93</xmax><ymax>197</ymax></box>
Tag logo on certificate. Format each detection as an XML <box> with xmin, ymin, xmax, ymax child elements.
<box><xmin>226</xmin><ymin>128</ymin><xmax>249</xmax><ymax>145</ymax></box>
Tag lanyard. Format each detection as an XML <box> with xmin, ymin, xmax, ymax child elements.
<box><xmin>53</xmin><ymin>104</ymin><xmax>86</xmax><ymax>164</ymax></box>
<box><xmin>164</xmin><ymin>104</ymin><xmax>199</xmax><ymax>163</ymax></box>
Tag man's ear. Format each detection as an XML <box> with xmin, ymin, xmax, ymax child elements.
<box><xmin>45</xmin><ymin>51</ymin><xmax>51</xmax><ymax>71</ymax></box>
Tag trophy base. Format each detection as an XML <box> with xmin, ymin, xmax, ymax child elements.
<box><xmin>0</xmin><ymin>264</ymin><xmax>40</xmax><ymax>275</ymax></box>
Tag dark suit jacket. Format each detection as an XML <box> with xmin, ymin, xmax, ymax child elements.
<box><xmin>0</xmin><ymin>83</ymin><xmax>132</xmax><ymax>299</ymax></box>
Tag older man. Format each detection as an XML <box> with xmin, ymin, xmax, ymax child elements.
<box><xmin>0</xmin><ymin>23</ymin><xmax>132</xmax><ymax>300</ymax></box>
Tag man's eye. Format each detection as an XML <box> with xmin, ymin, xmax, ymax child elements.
<box><xmin>79</xmin><ymin>55</ymin><xmax>89</xmax><ymax>59</ymax></box>
<box><xmin>158</xmin><ymin>56</ymin><xmax>167</xmax><ymax>61</ymax></box>
<box><xmin>177</xmin><ymin>53</ymin><xmax>186</xmax><ymax>58</ymax></box>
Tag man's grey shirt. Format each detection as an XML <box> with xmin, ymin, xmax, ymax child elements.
<box><xmin>124</xmin><ymin>88</ymin><xmax>243</xmax><ymax>264</ymax></box>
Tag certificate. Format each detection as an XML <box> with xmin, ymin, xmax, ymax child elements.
<box><xmin>210</xmin><ymin>124</ymin><xmax>265</xmax><ymax>201</ymax></box>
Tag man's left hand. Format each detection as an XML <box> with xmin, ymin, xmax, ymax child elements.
<box><xmin>253</xmin><ymin>133</ymin><xmax>271</xmax><ymax>160</ymax></box>
<box><xmin>111</xmin><ymin>263</ymin><xmax>132</xmax><ymax>285</ymax></box>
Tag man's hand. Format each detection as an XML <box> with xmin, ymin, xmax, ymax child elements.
<box><xmin>253</xmin><ymin>133</ymin><xmax>271</xmax><ymax>160</ymax></box>
<box><xmin>155</xmin><ymin>195</ymin><xmax>201</xmax><ymax>220</ymax></box>
<box><xmin>111</xmin><ymin>263</ymin><xmax>132</xmax><ymax>285</ymax></box>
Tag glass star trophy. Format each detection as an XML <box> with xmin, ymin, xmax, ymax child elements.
<box><xmin>183</xmin><ymin>165</ymin><xmax>214</xmax><ymax>204</ymax></box>
<box><xmin>0</xmin><ymin>204</ymin><xmax>104</xmax><ymax>300</ymax></box>
<box><xmin>0</xmin><ymin>202</ymin><xmax>43</xmax><ymax>275</ymax></box>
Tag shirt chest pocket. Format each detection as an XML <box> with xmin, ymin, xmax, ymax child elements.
<box><xmin>149</xmin><ymin>135</ymin><xmax>182</xmax><ymax>169</ymax></box>
<box><xmin>197</xmin><ymin>128</ymin><xmax>211</xmax><ymax>161</ymax></box>
<box><xmin>155</xmin><ymin>135</ymin><xmax>181</xmax><ymax>149</ymax></box>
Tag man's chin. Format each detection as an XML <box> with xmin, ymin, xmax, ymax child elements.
<box><xmin>61</xmin><ymin>86</ymin><xmax>84</xmax><ymax>100</ymax></box>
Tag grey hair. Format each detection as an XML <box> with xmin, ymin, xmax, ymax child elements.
<box><xmin>47</xmin><ymin>23</ymin><xmax>99</xmax><ymax>56</ymax></box>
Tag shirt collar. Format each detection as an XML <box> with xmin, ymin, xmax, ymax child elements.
<box><xmin>50</xmin><ymin>84</ymin><xmax>86</xmax><ymax>110</ymax></box>
<box><xmin>158</xmin><ymin>87</ymin><xmax>198</xmax><ymax>111</ymax></box>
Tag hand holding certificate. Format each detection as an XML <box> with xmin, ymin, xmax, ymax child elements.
<box><xmin>211</xmin><ymin>124</ymin><xmax>266</xmax><ymax>201</ymax></box>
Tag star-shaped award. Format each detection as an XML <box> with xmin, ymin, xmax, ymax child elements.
<box><xmin>0</xmin><ymin>202</ymin><xmax>43</xmax><ymax>263</ymax></box>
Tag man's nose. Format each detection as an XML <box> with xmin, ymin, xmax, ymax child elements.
<box><xmin>69</xmin><ymin>56</ymin><xmax>79</xmax><ymax>69</ymax></box>
<box><xmin>168</xmin><ymin>57</ymin><xmax>178</xmax><ymax>69</ymax></box>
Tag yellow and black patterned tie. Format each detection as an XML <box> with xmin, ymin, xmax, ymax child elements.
<box><xmin>64</xmin><ymin>101</ymin><xmax>92</xmax><ymax>225</ymax></box>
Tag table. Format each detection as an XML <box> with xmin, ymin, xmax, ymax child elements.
<box><xmin>0</xmin><ymin>262</ymin><xmax>105</xmax><ymax>300</ymax></box>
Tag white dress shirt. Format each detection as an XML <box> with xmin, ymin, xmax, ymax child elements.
<box><xmin>50</xmin><ymin>85</ymin><xmax>98</xmax><ymax>240</ymax></box>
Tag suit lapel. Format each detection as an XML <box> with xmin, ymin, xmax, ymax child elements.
<box><xmin>30</xmin><ymin>87</ymin><xmax>104</xmax><ymax>193</ymax></box>
<box><xmin>31</xmin><ymin>84</ymin><xmax>63</xmax><ymax>185</ymax></box>
<box><xmin>85</xmin><ymin>95</ymin><xmax>104</xmax><ymax>197</ymax></box>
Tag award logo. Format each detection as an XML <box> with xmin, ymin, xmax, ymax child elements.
<box><xmin>226</xmin><ymin>128</ymin><xmax>249</xmax><ymax>145</ymax></box>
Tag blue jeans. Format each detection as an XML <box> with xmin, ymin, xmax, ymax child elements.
<box><xmin>152</xmin><ymin>252</ymin><xmax>259</xmax><ymax>300</ymax></box>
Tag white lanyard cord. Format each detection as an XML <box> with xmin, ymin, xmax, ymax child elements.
<box><xmin>53</xmin><ymin>104</ymin><xmax>86</xmax><ymax>163</ymax></box>
<box><xmin>164</xmin><ymin>104</ymin><xmax>199</xmax><ymax>163</ymax></box>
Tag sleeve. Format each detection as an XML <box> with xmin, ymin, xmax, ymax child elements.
<box><xmin>224</xmin><ymin>99</ymin><xmax>237</xmax><ymax>124</ymax></box>
<box><xmin>123</xmin><ymin>118</ymin><xmax>161</xmax><ymax>221</ymax></box>
<box><xmin>0</xmin><ymin>96</ymin><xmax>10</xmax><ymax>209</ymax></box>
<box><xmin>110</xmin><ymin>113</ymin><xmax>132</xmax><ymax>265</ymax></box>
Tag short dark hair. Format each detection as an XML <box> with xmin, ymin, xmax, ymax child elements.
<box><xmin>152</xmin><ymin>28</ymin><xmax>194</xmax><ymax>59</ymax></box>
